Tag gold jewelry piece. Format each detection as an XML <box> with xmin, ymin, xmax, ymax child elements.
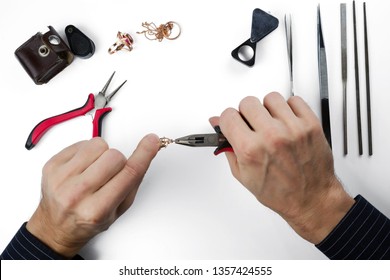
<box><xmin>137</xmin><ymin>21</ymin><xmax>181</xmax><ymax>42</ymax></box>
<box><xmin>159</xmin><ymin>137</ymin><xmax>174</xmax><ymax>149</ymax></box>
<box><xmin>108</xmin><ymin>31</ymin><xmax>134</xmax><ymax>54</ymax></box>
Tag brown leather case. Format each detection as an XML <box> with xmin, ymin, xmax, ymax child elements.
<box><xmin>15</xmin><ymin>26</ymin><xmax>74</xmax><ymax>85</ymax></box>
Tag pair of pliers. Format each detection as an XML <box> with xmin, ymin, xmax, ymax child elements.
<box><xmin>174</xmin><ymin>126</ymin><xmax>233</xmax><ymax>155</ymax></box>
<box><xmin>25</xmin><ymin>72</ymin><xmax>126</xmax><ymax>150</ymax></box>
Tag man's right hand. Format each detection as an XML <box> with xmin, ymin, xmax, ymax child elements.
<box><xmin>211</xmin><ymin>93</ymin><xmax>355</xmax><ymax>244</ymax></box>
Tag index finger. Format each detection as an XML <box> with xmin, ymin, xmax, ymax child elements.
<box><xmin>44</xmin><ymin>140</ymin><xmax>87</xmax><ymax>168</ymax></box>
<box><xmin>209</xmin><ymin>116</ymin><xmax>240</xmax><ymax>180</ymax></box>
<box><xmin>219</xmin><ymin>107</ymin><xmax>254</xmax><ymax>152</ymax></box>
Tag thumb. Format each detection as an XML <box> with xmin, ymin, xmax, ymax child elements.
<box><xmin>116</xmin><ymin>133</ymin><xmax>160</xmax><ymax>215</ymax></box>
<box><xmin>125</xmin><ymin>133</ymin><xmax>160</xmax><ymax>178</ymax></box>
<box><xmin>98</xmin><ymin>134</ymin><xmax>160</xmax><ymax>217</ymax></box>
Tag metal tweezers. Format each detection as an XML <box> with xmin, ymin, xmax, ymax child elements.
<box><xmin>284</xmin><ymin>14</ymin><xmax>294</xmax><ymax>96</ymax></box>
<box><xmin>317</xmin><ymin>5</ymin><xmax>332</xmax><ymax>149</ymax></box>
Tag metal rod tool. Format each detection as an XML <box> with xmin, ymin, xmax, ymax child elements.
<box><xmin>353</xmin><ymin>0</ymin><xmax>363</xmax><ymax>155</ymax></box>
<box><xmin>341</xmin><ymin>3</ymin><xmax>348</xmax><ymax>155</ymax></box>
<box><xmin>364</xmin><ymin>2</ymin><xmax>373</xmax><ymax>156</ymax></box>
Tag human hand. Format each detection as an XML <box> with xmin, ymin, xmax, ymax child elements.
<box><xmin>26</xmin><ymin>134</ymin><xmax>160</xmax><ymax>258</ymax></box>
<box><xmin>210</xmin><ymin>93</ymin><xmax>354</xmax><ymax>244</ymax></box>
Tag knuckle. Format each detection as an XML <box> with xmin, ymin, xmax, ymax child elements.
<box><xmin>123</xmin><ymin>160</ymin><xmax>146</xmax><ymax>181</ymax></box>
<box><xmin>80</xmin><ymin>209</ymin><xmax>110</xmax><ymax>228</ymax></box>
<box><xmin>287</xmin><ymin>95</ymin><xmax>304</xmax><ymax>105</ymax></box>
<box><xmin>72</xmin><ymin>179</ymin><xmax>91</xmax><ymax>192</ymax></box>
<box><xmin>287</xmin><ymin>119</ymin><xmax>323</xmax><ymax>147</ymax></box>
<box><xmin>263</xmin><ymin>125</ymin><xmax>292</xmax><ymax>152</ymax></box>
<box><xmin>90</xmin><ymin>137</ymin><xmax>109</xmax><ymax>152</ymax></box>
<box><xmin>263</xmin><ymin>91</ymin><xmax>282</xmax><ymax>105</ymax></box>
<box><xmin>107</xmin><ymin>148</ymin><xmax>126</xmax><ymax>166</ymax></box>
<box><xmin>263</xmin><ymin>93</ymin><xmax>287</xmax><ymax>115</ymax></box>
<box><xmin>74</xmin><ymin>202</ymin><xmax>115</xmax><ymax>229</ymax></box>
<box><xmin>220</xmin><ymin>107</ymin><xmax>237</xmax><ymax>120</ymax></box>
<box><xmin>86</xmin><ymin>208</ymin><xmax>111</xmax><ymax>225</ymax></box>
<box><xmin>57</xmin><ymin>190</ymin><xmax>80</xmax><ymax>211</ymax></box>
<box><xmin>303</xmin><ymin>118</ymin><xmax>323</xmax><ymax>138</ymax></box>
<box><xmin>42</xmin><ymin>160</ymin><xmax>56</xmax><ymax>175</ymax></box>
<box><xmin>237</xmin><ymin>140</ymin><xmax>263</xmax><ymax>165</ymax></box>
<box><xmin>239</xmin><ymin>95</ymin><xmax>259</xmax><ymax>108</ymax></box>
<box><xmin>270</xmin><ymin>135</ymin><xmax>292</xmax><ymax>152</ymax></box>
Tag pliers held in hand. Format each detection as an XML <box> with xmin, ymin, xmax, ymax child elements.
<box><xmin>174</xmin><ymin>126</ymin><xmax>233</xmax><ymax>155</ymax></box>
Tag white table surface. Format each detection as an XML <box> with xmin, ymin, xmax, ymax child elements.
<box><xmin>1</xmin><ymin>0</ymin><xmax>389</xmax><ymax>259</ymax></box>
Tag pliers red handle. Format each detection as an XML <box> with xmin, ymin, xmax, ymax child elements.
<box><xmin>174</xmin><ymin>126</ymin><xmax>233</xmax><ymax>155</ymax></box>
<box><xmin>25</xmin><ymin>72</ymin><xmax>126</xmax><ymax>150</ymax></box>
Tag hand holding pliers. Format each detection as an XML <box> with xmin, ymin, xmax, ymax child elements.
<box><xmin>25</xmin><ymin>72</ymin><xmax>126</xmax><ymax>150</ymax></box>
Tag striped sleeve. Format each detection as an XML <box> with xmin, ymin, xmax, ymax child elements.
<box><xmin>316</xmin><ymin>195</ymin><xmax>390</xmax><ymax>260</ymax></box>
<box><xmin>1</xmin><ymin>222</ymin><xmax>83</xmax><ymax>260</ymax></box>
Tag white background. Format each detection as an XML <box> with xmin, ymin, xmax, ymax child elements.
<box><xmin>0</xmin><ymin>0</ymin><xmax>389</xmax><ymax>259</ymax></box>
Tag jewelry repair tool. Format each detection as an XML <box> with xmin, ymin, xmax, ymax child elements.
<box><xmin>231</xmin><ymin>8</ymin><xmax>279</xmax><ymax>67</ymax></box>
<box><xmin>317</xmin><ymin>5</ymin><xmax>332</xmax><ymax>149</ymax></box>
<box><xmin>173</xmin><ymin>126</ymin><xmax>233</xmax><ymax>155</ymax></box>
<box><xmin>341</xmin><ymin>3</ymin><xmax>348</xmax><ymax>155</ymax></box>
<box><xmin>108</xmin><ymin>32</ymin><xmax>134</xmax><ymax>54</ymax></box>
<box><xmin>137</xmin><ymin>21</ymin><xmax>181</xmax><ymax>41</ymax></box>
<box><xmin>284</xmin><ymin>14</ymin><xmax>294</xmax><ymax>96</ymax></box>
<box><xmin>25</xmin><ymin>72</ymin><xmax>126</xmax><ymax>150</ymax></box>
<box><xmin>364</xmin><ymin>2</ymin><xmax>372</xmax><ymax>156</ymax></box>
<box><xmin>353</xmin><ymin>0</ymin><xmax>363</xmax><ymax>155</ymax></box>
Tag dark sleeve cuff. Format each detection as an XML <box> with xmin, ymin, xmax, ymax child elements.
<box><xmin>1</xmin><ymin>222</ymin><xmax>83</xmax><ymax>260</ymax></box>
<box><xmin>316</xmin><ymin>195</ymin><xmax>390</xmax><ymax>260</ymax></box>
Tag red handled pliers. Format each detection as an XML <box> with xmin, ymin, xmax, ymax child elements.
<box><xmin>25</xmin><ymin>72</ymin><xmax>126</xmax><ymax>150</ymax></box>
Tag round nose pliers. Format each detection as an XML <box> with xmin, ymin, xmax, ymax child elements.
<box><xmin>25</xmin><ymin>72</ymin><xmax>126</xmax><ymax>150</ymax></box>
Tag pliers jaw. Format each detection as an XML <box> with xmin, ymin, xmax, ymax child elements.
<box><xmin>174</xmin><ymin>126</ymin><xmax>233</xmax><ymax>155</ymax></box>
<box><xmin>174</xmin><ymin>134</ymin><xmax>221</xmax><ymax>147</ymax></box>
<box><xmin>95</xmin><ymin>72</ymin><xmax>127</xmax><ymax>109</ymax></box>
